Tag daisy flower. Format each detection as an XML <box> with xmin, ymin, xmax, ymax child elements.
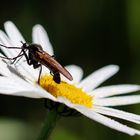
<box><xmin>0</xmin><ymin>21</ymin><xmax>140</xmax><ymax>136</ymax></box>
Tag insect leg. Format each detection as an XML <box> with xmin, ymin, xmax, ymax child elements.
<box><xmin>50</xmin><ymin>71</ymin><xmax>53</xmax><ymax>76</ymax></box>
<box><xmin>0</xmin><ymin>54</ymin><xmax>23</xmax><ymax>60</ymax></box>
<box><xmin>0</xmin><ymin>55</ymin><xmax>16</xmax><ymax>60</ymax></box>
<box><xmin>13</xmin><ymin>54</ymin><xmax>24</xmax><ymax>64</ymax></box>
<box><xmin>22</xmin><ymin>49</ymin><xmax>31</xmax><ymax>65</ymax></box>
<box><xmin>38</xmin><ymin>65</ymin><xmax>42</xmax><ymax>84</ymax></box>
<box><xmin>10</xmin><ymin>50</ymin><xmax>24</xmax><ymax>64</ymax></box>
<box><xmin>53</xmin><ymin>71</ymin><xmax>60</xmax><ymax>84</ymax></box>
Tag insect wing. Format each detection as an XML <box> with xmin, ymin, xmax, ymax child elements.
<box><xmin>37</xmin><ymin>51</ymin><xmax>73</xmax><ymax>81</ymax></box>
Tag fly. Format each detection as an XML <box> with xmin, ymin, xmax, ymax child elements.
<box><xmin>0</xmin><ymin>42</ymin><xmax>73</xmax><ymax>84</ymax></box>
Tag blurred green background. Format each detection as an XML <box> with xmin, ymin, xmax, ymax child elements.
<box><xmin>0</xmin><ymin>0</ymin><xmax>140</xmax><ymax>140</ymax></box>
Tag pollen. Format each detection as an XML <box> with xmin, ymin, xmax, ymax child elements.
<box><xmin>39</xmin><ymin>75</ymin><xmax>93</xmax><ymax>108</ymax></box>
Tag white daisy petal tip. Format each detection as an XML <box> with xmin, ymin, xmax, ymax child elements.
<box><xmin>92</xmin><ymin>84</ymin><xmax>140</xmax><ymax>98</ymax></box>
<box><xmin>32</xmin><ymin>24</ymin><xmax>54</xmax><ymax>55</ymax></box>
<box><xmin>105</xmin><ymin>64</ymin><xmax>120</xmax><ymax>73</ymax></box>
<box><xmin>4</xmin><ymin>20</ymin><xmax>13</xmax><ymax>26</ymax></box>
<box><xmin>78</xmin><ymin>64</ymin><xmax>120</xmax><ymax>92</ymax></box>
<box><xmin>94</xmin><ymin>95</ymin><xmax>140</xmax><ymax>106</ymax></box>
<box><xmin>32</xmin><ymin>24</ymin><xmax>42</xmax><ymax>32</ymax></box>
<box><xmin>94</xmin><ymin>106</ymin><xmax>140</xmax><ymax>125</ymax></box>
<box><xmin>4</xmin><ymin>20</ymin><xmax>25</xmax><ymax>47</ymax></box>
<box><xmin>63</xmin><ymin>65</ymin><xmax>83</xmax><ymax>84</ymax></box>
<box><xmin>33</xmin><ymin>24</ymin><xmax>43</xmax><ymax>29</ymax></box>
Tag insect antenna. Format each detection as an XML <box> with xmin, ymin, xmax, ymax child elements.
<box><xmin>0</xmin><ymin>43</ymin><xmax>22</xmax><ymax>49</ymax></box>
<box><xmin>0</xmin><ymin>48</ymin><xmax>26</xmax><ymax>63</ymax></box>
<box><xmin>0</xmin><ymin>43</ymin><xmax>28</xmax><ymax>64</ymax></box>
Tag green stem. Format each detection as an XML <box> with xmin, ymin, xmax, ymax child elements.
<box><xmin>37</xmin><ymin>109</ymin><xmax>59</xmax><ymax>140</ymax></box>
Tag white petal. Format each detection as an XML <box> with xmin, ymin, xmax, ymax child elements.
<box><xmin>2</xmin><ymin>21</ymin><xmax>47</xmax><ymax>81</ymax></box>
<box><xmin>94</xmin><ymin>106</ymin><xmax>140</xmax><ymax>124</ymax></box>
<box><xmin>91</xmin><ymin>85</ymin><xmax>140</xmax><ymax>98</ymax></box>
<box><xmin>0</xmin><ymin>76</ymin><xmax>56</xmax><ymax>100</ymax></box>
<box><xmin>16</xmin><ymin>63</ymin><xmax>39</xmax><ymax>82</ymax></box>
<box><xmin>94</xmin><ymin>95</ymin><xmax>140</xmax><ymax>106</ymax></box>
<box><xmin>62</xmin><ymin>65</ymin><xmax>83</xmax><ymax>84</ymax></box>
<box><xmin>0</xmin><ymin>22</ymin><xmax>32</xmax><ymax>81</ymax></box>
<box><xmin>0</xmin><ymin>76</ymin><xmax>38</xmax><ymax>98</ymax></box>
<box><xmin>6</xmin><ymin>61</ymin><xmax>38</xmax><ymax>82</ymax></box>
<box><xmin>78</xmin><ymin>65</ymin><xmax>119</xmax><ymax>92</ymax></box>
<box><xmin>75</xmin><ymin>106</ymin><xmax>140</xmax><ymax>135</ymax></box>
<box><xmin>14</xmin><ymin>75</ymin><xmax>56</xmax><ymax>101</ymax></box>
<box><xmin>11</xmin><ymin>73</ymin><xmax>56</xmax><ymax>101</ymax></box>
<box><xmin>32</xmin><ymin>24</ymin><xmax>54</xmax><ymax>55</ymax></box>
<box><xmin>0</xmin><ymin>30</ymin><xmax>17</xmax><ymax>57</ymax></box>
<box><xmin>0</xmin><ymin>58</ymin><xmax>11</xmax><ymax>76</ymax></box>
<box><xmin>4</xmin><ymin>21</ymin><xmax>25</xmax><ymax>46</ymax></box>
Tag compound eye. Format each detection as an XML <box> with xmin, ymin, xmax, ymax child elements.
<box><xmin>33</xmin><ymin>44</ymin><xmax>42</xmax><ymax>51</ymax></box>
<box><xmin>36</xmin><ymin>45</ymin><xmax>43</xmax><ymax>51</ymax></box>
<box><xmin>30</xmin><ymin>44</ymin><xmax>43</xmax><ymax>51</ymax></box>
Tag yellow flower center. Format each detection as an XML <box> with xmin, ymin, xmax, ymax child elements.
<box><xmin>39</xmin><ymin>75</ymin><xmax>93</xmax><ymax>108</ymax></box>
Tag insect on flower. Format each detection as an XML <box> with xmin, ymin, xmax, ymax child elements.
<box><xmin>0</xmin><ymin>42</ymin><xmax>73</xmax><ymax>84</ymax></box>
